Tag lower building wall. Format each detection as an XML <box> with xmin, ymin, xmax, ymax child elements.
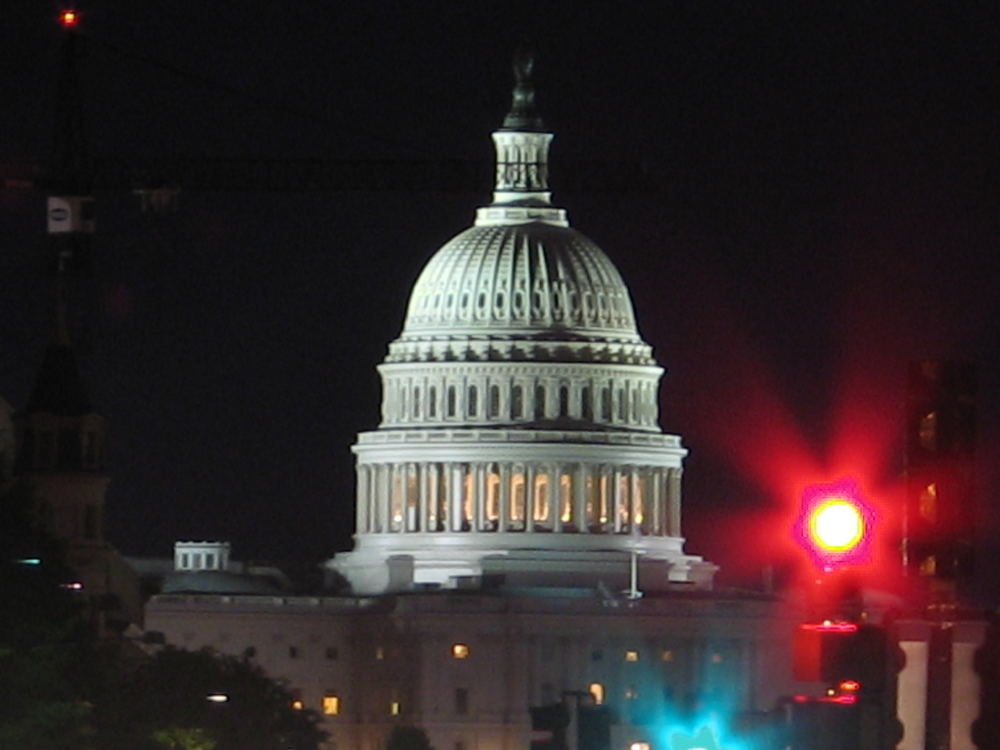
<box><xmin>145</xmin><ymin>592</ymin><xmax>797</xmax><ymax>750</ymax></box>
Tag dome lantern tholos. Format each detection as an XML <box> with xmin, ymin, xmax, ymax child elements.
<box><xmin>326</xmin><ymin>52</ymin><xmax>716</xmax><ymax>595</ymax></box>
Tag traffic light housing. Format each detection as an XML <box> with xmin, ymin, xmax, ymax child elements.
<box><xmin>794</xmin><ymin>478</ymin><xmax>875</xmax><ymax>572</ymax></box>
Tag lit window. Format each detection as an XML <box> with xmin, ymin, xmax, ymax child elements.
<box><xmin>452</xmin><ymin>643</ymin><xmax>470</xmax><ymax>659</ymax></box>
<box><xmin>920</xmin><ymin>555</ymin><xmax>937</xmax><ymax>576</ymax></box>
<box><xmin>291</xmin><ymin>699</ymin><xmax>304</xmax><ymax>711</ymax></box>
<box><xmin>660</xmin><ymin>649</ymin><xmax>674</xmax><ymax>662</ymax></box>
<box><xmin>588</xmin><ymin>682</ymin><xmax>605</xmax><ymax>705</ymax></box>
<box><xmin>919</xmin><ymin>411</ymin><xmax>938</xmax><ymax>450</ymax></box>
<box><xmin>375</xmin><ymin>646</ymin><xmax>385</xmax><ymax>660</ymax></box>
<box><xmin>919</xmin><ymin>483</ymin><xmax>938</xmax><ymax>523</ymax></box>
<box><xmin>625</xmin><ymin>686</ymin><xmax>638</xmax><ymax>700</ymax></box>
<box><xmin>711</xmin><ymin>652</ymin><xmax>724</xmax><ymax>664</ymax></box>
<box><xmin>322</xmin><ymin>694</ymin><xmax>340</xmax><ymax>715</ymax></box>
<box><xmin>390</xmin><ymin>700</ymin><xmax>401</xmax><ymax>715</ymax></box>
<box><xmin>624</xmin><ymin>650</ymin><xmax>639</xmax><ymax>662</ymax></box>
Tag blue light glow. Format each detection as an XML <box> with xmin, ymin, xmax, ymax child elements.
<box><xmin>627</xmin><ymin>665</ymin><xmax>776</xmax><ymax>750</ymax></box>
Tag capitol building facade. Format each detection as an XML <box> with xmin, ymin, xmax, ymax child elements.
<box><xmin>146</xmin><ymin>56</ymin><xmax>800</xmax><ymax>750</ymax></box>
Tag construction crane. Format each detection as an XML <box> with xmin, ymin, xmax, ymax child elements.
<box><xmin>3</xmin><ymin>10</ymin><xmax>658</xmax><ymax>235</ymax></box>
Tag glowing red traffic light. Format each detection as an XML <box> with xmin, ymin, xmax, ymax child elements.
<box><xmin>794</xmin><ymin>478</ymin><xmax>875</xmax><ymax>572</ymax></box>
<box><xmin>59</xmin><ymin>10</ymin><xmax>79</xmax><ymax>27</ymax></box>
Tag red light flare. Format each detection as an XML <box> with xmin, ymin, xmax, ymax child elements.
<box><xmin>794</xmin><ymin>478</ymin><xmax>875</xmax><ymax>572</ymax></box>
<box><xmin>793</xmin><ymin>694</ymin><xmax>857</xmax><ymax>705</ymax></box>
<box><xmin>665</xmin><ymin>264</ymin><xmax>908</xmax><ymax>591</ymax></box>
<box><xmin>798</xmin><ymin>621</ymin><xmax>858</xmax><ymax>634</ymax></box>
<box><xmin>59</xmin><ymin>9</ymin><xmax>80</xmax><ymax>27</ymax></box>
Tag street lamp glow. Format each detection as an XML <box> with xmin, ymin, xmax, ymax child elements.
<box><xmin>793</xmin><ymin>478</ymin><xmax>875</xmax><ymax>572</ymax></box>
<box><xmin>810</xmin><ymin>498</ymin><xmax>864</xmax><ymax>551</ymax></box>
<box><xmin>206</xmin><ymin>693</ymin><xmax>229</xmax><ymax>703</ymax></box>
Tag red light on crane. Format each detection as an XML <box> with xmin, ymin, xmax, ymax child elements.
<box><xmin>793</xmin><ymin>478</ymin><xmax>875</xmax><ymax>572</ymax></box>
<box><xmin>59</xmin><ymin>10</ymin><xmax>79</xmax><ymax>27</ymax></box>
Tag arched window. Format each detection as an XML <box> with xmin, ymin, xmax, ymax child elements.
<box><xmin>413</xmin><ymin>387</ymin><xmax>421</xmax><ymax>417</ymax></box>
<box><xmin>406</xmin><ymin>464</ymin><xmax>420</xmax><ymax>531</ymax></box>
<box><xmin>533</xmin><ymin>472</ymin><xmax>551</xmax><ymax>527</ymax></box>
<box><xmin>601</xmin><ymin>387</ymin><xmax>612</xmax><ymax>421</ymax></box>
<box><xmin>512</xmin><ymin>385</ymin><xmax>524</xmax><ymax>418</ymax></box>
<box><xmin>447</xmin><ymin>386</ymin><xmax>457</xmax><ymax>417</ymax></box>
<box><xmin>582</xmin><ymin>386</ymin><xmax>592</xmax><ymax>421</ymax></box>
<box><xmin>534</xmin><ymin>384</ymin><xmax>546</xmax><ymax>420</ymax></box>
<box><xmin>435</xmin><ymin>465</ymin><xmax>449</xmax><ymax>531</ymax></box>
<box><xmin>468</xmin><ymin>385</ymin><xmax>478</xmax><ymax>417</ymax></box>
<box><xmin>428</xmin><ymin>386</ymin><xmax>437</xmax><ymax>418</ymax></box>
<box><xmin>390</xmin><ymin>466</ymin><xmax>404</xmax><ymax>532</ymax></box>
<box><xmin>618</xmin><ymin>472</ymin><xmax>631</xmax><ymax>531</ymax></box>
<box><xmin>559</xmin><ymin>385</ymin><xmax>569</xmax><ymax>417</ymax></box>
<box><xmin>560</xmin><ymin>471</ymin><xmax>573</xmax><ymax>526</ymax></box>
<box><xmin>509</xmin><ymin>467</ymin><xmax>526</xmax><ymax>530</ymax></box>
<box><xmin>485</xmin><ymin>464</ymin><xmax>501</xmax><ymax>530</ymax></box>
<box><xmin>489</xmin><ymin>384</ymin><xmax>500</xmax><ymax>418</ymax></box>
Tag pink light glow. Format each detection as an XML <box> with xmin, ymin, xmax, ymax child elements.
<box><xmin>793</xmin><ymin>478</ymin><xmax>875</xmax><ymax>572</ymax></box>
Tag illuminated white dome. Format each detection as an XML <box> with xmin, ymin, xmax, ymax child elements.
<box><xmin>327</xmin><ymin>51</ymin><xmax>715</xmax><ymax>595</ymax></box>
<box><xmin>402</xmin><ymin>223</ymin><xmax>640</xmax><ymax>340</ymax></box>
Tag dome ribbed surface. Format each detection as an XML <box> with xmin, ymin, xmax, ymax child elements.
<box><xmin>401</xmin><ymin>223</ymin><xmax>640</xmax><ymax>341</ymax></box>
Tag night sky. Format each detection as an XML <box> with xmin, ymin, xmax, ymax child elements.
<box><xmin>2</xmin><ymin>2</ymin><xmax>998</xmax><ymax>592</ymax></box>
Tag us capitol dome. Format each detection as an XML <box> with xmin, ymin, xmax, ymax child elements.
<box><xmin>327</xmin><ymin>51</ymin><xmax>716</xmax><ymax>594</ymax></box>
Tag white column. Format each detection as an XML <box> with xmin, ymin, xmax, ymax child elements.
<box><xmin>450</xmin><ymin>463</ymin><xmax>464</xmax><ymax>532</ymax></box>
<box><xmin>429</xmin><ymin>463</ymin><xmax>441</xmax><ymax>531</ymax></box>
<box><xmin>418</xmin><ymin>463</ymin><xmax>428</xmax><ymax>532</ymax></box>
<box><xmin>357</xmin><ymin>465</ymin><xmax>369</xmax><ymax>533</ymax></box>
<box><xmin>525</xmin><ymin>465</ymin><xmax>536</xmax><ymax>531</ymax></box>
<box><xmin>474</xmin><ymin>463</ymin><xmax>486</xmax><ymax>532</ymax></box>
<box><xmin>574</xmin><ymin>463</ymin><xmax>587</xmax><ymax>532</ymax></box>
<box><xmin>651</xmin><ymin>468</ymin><xmax>663</xmax><ymax>536</ymax></box>
<box><xmin>668</xmin><ymin>468</ymin><xmax>682</xmax><ymax>537</ymax></box>
<box><xmin>375</xmin><ymin>464</ymin><xmax>392</xmax><ymax>534</ymax></box>
<box><xmin>551</xmin><ymin>464</ymin><xmax>562</xmax><ymax>532</ymax></box>
<box><xmin>612</xmin><ymin>468</ymin><xmax>623</xmax><ymax>533</ymax></box>
<box><xmin>952</xmin><ymin>622</ymin><xmax>987</xmax><ymax>750</ymax></box>
<box><xmin>896</xmin><ymin>622</ymin><xmax>930</xmax><ymax>750</ymax></box>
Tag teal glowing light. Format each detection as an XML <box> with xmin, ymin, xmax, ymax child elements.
<box><xmin>668</xmin><ymin>725</ymin><xmax>725</xmax><ymax>750</ymax></box>
<box><xmin>648</xmin><ymin>695</ymin><xmax>768</xmax><ymax>750</ymax></box>
<box><xmin>16</xmin><ymin>558</ymin><xmax>42</xmax><ymax>566</ymax></box>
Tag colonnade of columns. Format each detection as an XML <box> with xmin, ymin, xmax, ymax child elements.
<box><xmin>381</xmin><ymin>372</ymin><xmax>660</xmax><ymax>430</ymax></box>
<box><xmin>356</xmin><ymin>461</ymin><xmax>682</xmax><ymax>538</ymax></box>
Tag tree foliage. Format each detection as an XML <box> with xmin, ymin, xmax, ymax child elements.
<box><xmin>95</xmin><ymin>647</ymin><xmax>327</xmax><ymax>750</ymax></box>
<box><xmin>386</xmin><ymin>725</ymin><xmax>435</xmax><ymax>750</ymax></box>
<box><xmin>0</xmin><ymin>478</ymin><xmax>93</xmax><ymax>749</ymax></box>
